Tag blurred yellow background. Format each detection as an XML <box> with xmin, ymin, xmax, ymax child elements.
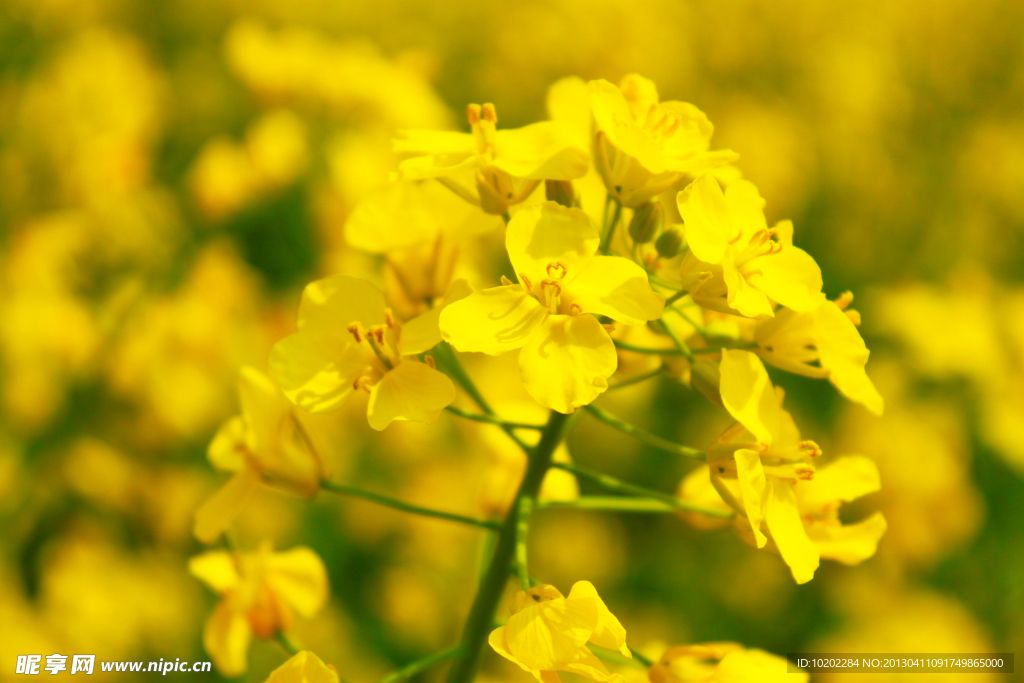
<box><xmin>1</xmin><ymin>0</ymin><xmax>1022</xmax><ymax>680</ymax></box>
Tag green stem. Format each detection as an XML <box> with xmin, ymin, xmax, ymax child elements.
<box><xmin>551</xmin><ymin>462</ymin><xmax>734</xmax><ymax>518</ymax></box>
<box><xmin>445</xmin><ymin>405</ymin><xmax>544</xmax><ymax>430</ymax></box>
<box><xmin>657</xmin><ymin>319</ymin><xmax>694</xmax><ymax>361</ymax></box>
<box><xmin>613</xmin><ymin>340</ymin><xmax>689</xmax><ymax>356</ymax></box>
<box><xmin>664</xmin><ymin>289</ymin><xmax>687</xmax><ymax>306</ymax></box>
<box><xmin>631</xmin><ymin>650</ymin><xmax>655</xmax><ymax>667</ymax></box>
<box><xmin>446</xmin><ymin>411</ymin><xmax>571</xmax><ymax>683</ymax></box>
<box><xmin>589</xmin><ymin>644</ymin><xmax>649</xmax><ymax>669</ymax></box>
<box><xmin>515</xmin><ymin>496</ymin><xmax>534</xmax><ymax>589</ymax></box>
<box><xmin>599</xmin><ymin>196</ymin><xmax>623</xmax><ymax>255</ymax></box>
<box><xmin>320</xmin><ymin>480</ymin><xmax>500</xmax><ymax>530</ymax></box>
<box><xmin>584</xmin><ymin>405</ymin><xmax>703</xmax><ymax>459</ymax></box>
<box><xmin>608</xmin><ymin>365</ymin><xmax>665</xmax><ymax>391</ymax></box>
<box><xmin>275</xmin><ymin>631</ymin><xmax>300</xmax><ymax>656</ymax></box>
<box><xmin>378</xmin><ymin>647</ymin><xmax>465</xmax><ymax>683</ymax></box>
<box><xmin>538</xmin><ymin>495</ymin><xmax>676</xmax><ymax>513</ymax></box>
<box><xmin>434</xmin><ymin>343</ymin><xmax>532</xmax><ymax>453</ymax></box>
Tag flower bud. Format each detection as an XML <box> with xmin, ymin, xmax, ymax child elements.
<box><xmin>655</xmin><ymin>228</ymin><xmax>683</xmax><ymax>259</ymax></box>
<box><xmin>545</xmin><ymin>180</ymin><xmax>575</xmax><ymax>208</ymax></box>
<box><xmin>628</xmin><ymin>202</ymin><xmax>661</xmax><ymax>244</ymax></box>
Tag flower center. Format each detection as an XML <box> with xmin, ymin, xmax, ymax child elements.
<box><xmin>346</xmin><ymin>310</ymin><xmax>401</xmax><ymax>388</ymax></box>
<box><xmin>467</xmin><ymin>103</ymin><xmax>498</xmax><ymax>155</ymax></box>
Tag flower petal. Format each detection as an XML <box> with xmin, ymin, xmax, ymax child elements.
<box><xmin>562</xmin><ymin>647</ymin><xmax>621</xmax><ymax>682</ymax></box>
<box><xmin>366</xmin><ymin>361</ymin><xmax>455</xmax><ymax>431</ymax></box>
<box><xmin>439</xmin><ymin>285</ymin><xmax>548</xmax><ymax>355</ymax></box>
<box><xmin>765</xmin><ymin>478</ymin><xmax>820</xmax><ymax>584</ymax></box>
<box><xmin>807</xmin><ymin>512</ymin><xmax>887</xmax><ymax>565</ymax></box>
<box><xmin>565</xmin><ymin>256</ymin><xmax>664</xmax><ymax>325</ymax></box>
<box><xmin>813</xmin><ymin>303</ymin><xmax>883</xmax><ymax>415</ymax></box>
<box><xmin>270</xmin><ymin>331</ymin><xmax>370</xmax><ymax>413</ymax></box>
<box><xmin>266</xmin><ymin>652</ymin><xmax>339</xmax><ymax>683</ymax></box>
<box><xmin>298</xmin><ymin>275</ymin><xmax>386</xmax><ymax>332</ymax></box>
<box><xmin>188</xmin><ymin>550</ymin><xmax>241</xmax><ymax>593</ymax></box>
<box><xmin>677</xmin><ymin>174</ymin><xmax>732</xmax><ymax>265</ymax></box>
<box><xmin>519</xmin><ymin>314</ymin><xmax>617</xmax><ymax>414</ymax></box>
<box><xmin>208</xmin><ymin>416</ymin><xmax>247</xmax><ymax>472</ymax></box>
<box><xmin>746</xmin><ymin>246</ymin><xmax>824</xmax><ymax>313</ymax></box>
<box><xmin>265</xmin><ymin>547</ymin><xmax>329</xmax><ymax>618</ymax></box>
<box><xmin>505</xmin><ymin>596</ymin><xmax>600</xmax><ymax>670</ymax></box>
<box><xmin>734</xmin><ymin>448</ymin><xmax>769</xmax><ymax>548</ymax></box>
<box><xmin>238</xmin><ymin>366</ymin><xmax>287</xmax><ymax>455</ymax></box>
<box><xmin>719</xmin><ymin>350</ymin><xmax>779</xmax><ymax>445</ymax></box>
<box><xmin>506</xmin><ymin>202</ymin><xmax>599</xmax><ymax>288</ymax></box>
<box><xmin>567</xmin><ymin>581</ymin><xmax>630</xmax><ymax>657</ymax></box>
<box><xmin>724</xmin><ymin>254</ymin><xmax>774</xmax><ymax>318</ymax></box>
<box><xmin>493</xmin><ymin>122</ymin><xmax>589</xmax><ymax>180</ymax></box>
<box><xmin>799</xmin><ymin>455</ymin><xmax>881</xmax><ymax>511</ymax></box>
<box><xmin>193</xmin><ymin>467</ymin><xmax>261</xmax><ymax>544</ymax></box>
<box><xmin>203</xmin><ymin>601</ymin><xmax>252</xmax><ymax>677</ymax></box>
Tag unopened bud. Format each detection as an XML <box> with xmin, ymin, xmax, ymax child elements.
<box><xmin>628</xmin><ymin>202</ymin><xmax>661</xmax><ymax>244</ymax></box>
<box><xmin>655</xmin><ymin>228</ymin><xmax>683</xmax><ymax>259</ymax></box>
<box><xmin>545</xmin><ymin>180</ymin><xmax>575</xmax><ymax>208</ymax></box>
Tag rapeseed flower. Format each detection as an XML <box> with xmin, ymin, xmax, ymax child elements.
<box><xmin>590</xmin><ymin>74</ymin><xmax>736</xmax><ymax>208</ymax></box>
<box><xmin>710</xmin><ymin>350</ymin><xmax>820</xmax><ymax>583</ymax></box>
<box><xmin>189</xmin><ymin>543</ymin><xmax>328</xmax><ymax>676</ymax></box>
<box><xmin>677</xmin><ymin>175</ymin><xmax>824</xmax><ymax>318</ymax></box>
<box><xmin>264</xmin><ymin>651</ymin><xmax>339</xmax><ymax>683</ymax></box>
<box><xmin>270</xmin><ymin>275</ymin><xmax>460</xmax><ymax>430</ymax></box>
<box><xmin>439</xmin><ymin>201</ymin><xmax>663</xmax><ymax>412</ymax></box>
<box><xmin>394</xmin><ymin>103</ymin><xmax>588</xmax><ymax>215</ymax></box>
<box><xmin>489</xmin><ymin>581</ymin><xmax>629</xmax><ymax>683</ymax></box>
<box><xmin>649</xmin><ymin>642</ymin><xmax>806</xmax><ymax>683</ymax></box>
<box><xmin>194</xmin><ymin>366</ymin><xmax>327</xmax><ymax>544</ymax></box>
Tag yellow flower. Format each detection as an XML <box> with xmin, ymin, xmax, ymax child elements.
<box><xmin>439</xmin><ymin>201</ymin><xmax>664</xmax><ymax>413</ymax></box>
<box><xmin>189</xmin><ymin>543</ymin><xmax>328</xmax><ymax>676</ymax></box>
<box><xmin>797</xmin><ymin>456</ymin><xmax>887</xmax><ymax>566</ymax></box>
<box><xmin>194</xmin><ymin>366</ymin><xmax>327</xmax><ymax>543</ymax></box>
<box><xmin>755</xmin><ymin>293</ymin><xmax>884</xmax><ymax>414</ymax></box>
<box><xmin>394</xmin><ymin>103</ymin><xmax>589</xmax><ymax>215</ymax></box>
<box><xmin>710</xmin><ymin>350</ymin><xmax>820</xmax><ymax>583</ymax></box>
<box><xmin>269</xmin><ymin>275</ymin><xmax>460</xmax><ymax>430</ymax></box>
<box><xmin>589</xmin><ymin>74</ymin><xmax>737</xmax><ymax>208</ymax></box>
<box><xmin>489</xmin><ymin>581</ymin><xmax>629</xmax><ymax>683</ymax></box>
<box><xmin>264</xmin><ymin>651</ymin><xmax>339</xmax><ymax>683</ymax></box>
<box><xmin>676</xmin><ymin>175</ymin><xmax>824</xmax><ymax>318</ymax></box>
<box><xmin>649</xmin><ymin>643</ymin><xmax>807</xmax><ymax>683</ymax></box>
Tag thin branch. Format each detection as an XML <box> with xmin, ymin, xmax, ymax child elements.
<box><xmin>320</xmin><ymin>480</ymin><xmax>500</xmax><ymax>530</ymax></box>
<box><xmin>599</xmin><ymin>196</ymin><xmax>623</xmax><ymax>255</ymax></box>
<box><xmin>550</xmin><ymin>462</ymin><xmax>734</xmax><ymax>519</ymax></box>
<box><xmin>608</xmin><ymin>365</ymin><xmax>666</xmax><ymax>391</ymax></box>
<box><xmin>275</xmin><ymin>631</ymin><xmax>300</xmax><ymax>656</ymax></box>
<box><xmin>584</xmin><ymin>405</ymin><xmax>703</xmax><ymax>459</ymax></box>
<box><xmin>445</xmin><ymin>405</ymin><xmax>544</xmax><ymax>430</ymax></box>
<box><xmin>378</xmin><ymin>647</ymin><xmax>465</xmax><ymax>683</ymax></box>
<box><xmin>515</xmin><ymin>497</ymin><xmax>534</xmax><ymax>589</ymax></box>
<box><xmin>613</xmin><ymin>340</ymin><xmax>689</xmax><ymax>356</ymax></box>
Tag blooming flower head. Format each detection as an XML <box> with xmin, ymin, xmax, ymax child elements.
<box><xmin>194</xmin><ymin>366</ymin><xmax>328</xmax><ymax>544</ymax></box>
<box><xmin>489</xmin><ymin>581</ymin><xmax>630</xmax><ymax>683</ymax></box>
<box><xmin>677</xmin><ymin>175</ymin><xmax>824</xmax><ymax>318</ymax></box>
<box><xmin>439</xmin><ymin>201</ymin><xmax>664</xmax><ymax>413</ymax></box>
<box><xmin>394</xmin><ymin>103</ymin><xmax>589</xmax><ymax>215</ymax></box>
<box><xmin>755</xmin><ymin>292</ymin><xmax>884</xmax><ymax>414</ymax></box>
<box><xmin>648</xmin><ymin>643</ymin><xmax>807</xmax><ymax>683</ymax></box>
<box><xmin>590</xmin><ymin>74</ymin><xmax>737</xmax><ymax>208</ymax></box>
<box><xmin>264</xmin><ymin>651</ymin><xmax>339</xmax><ymax>683</ymax></box>
<box><xmin>189</xmin><ymin>543</ymin><xmax>328</xmax><ymax>676</ymax></box>
<box><xmin>270</xmin><ymin>275</ymin><xmax>461</xmax><ymax>430</ymax></box>
<box><xmin>710</xmin><ymin>350</ymin><xmax>821</xmax><ymax>583</ymax></box>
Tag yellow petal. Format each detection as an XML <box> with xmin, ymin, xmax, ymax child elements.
<box><xmin>723</xmin><ymin>180</ymin><xmax>768</xmax><ymax>246</ymax></box>
<box><xmin>567</xmin><ymin>581</ymin><xmax>630</xmax><ymax>657</ymax></box>
<box><xmin>439</xmin><ymin>285</ymin><xmax>548</xmax><ymax>355</ymax></box>
<box><xmin>807</xmin><ymin>512</ymin><xmax>887</xmax><ymax>565</ymax></box>
<box><xmin>813</xmin><ymin>302</ymin><xmax>883</xmax><ymax>415</ymax></box>
<box><xmin>746</xmin><ymin>246</ymin><xmax>824</xmax><ymax>313</ymax></box>
<box><xmin>366</xmin><ymin>361</ymin><xmax>456</xmax><ymax>431</ymax></box>
<box><xmin>298</xmin><ymin>275</ymin><xmax>386</xmax><ymax>332</ymax></box>
<box><xmin>265</xmin><ymin>652</ymin><xmax>340</xmax><ymax>683</ymax></box>
<box><xmin>562</xmin><ymin>646</ymin><xmax>621</xmax><ymax>682</ymax></box>
<box><xmin>270</xmin><ymin>331</ymin><xmax>370</xmax><ymax>413</ymax></box>
<box><xmin>188</xmin><ymin>550</ymin><xmax>241</xmax><ymax>593</ymax></box>
<box><xmin>798</xmin><ymin>455</ymin><xmax>880</xmax><ymax>511</ymax></box>
<box><xmin>677</xmin><ymin>174</ymin><xmax>732</xmax><ymax>265</ymax></box>
<box><xmin>265</xmin><ymin>547</ymin><xmax>329</xmax><ymax>618</ymax></box>
<box><xmin>204</xmin><ymin>601</ymin><xmax>252</xmax><ymax>677</ymax></box>
<box><xmin>506</xmin><ymin>202</ymin><xmax>599</xmax><ymax>288</ymax></box>
<box><xmin>546</xmin><ymin>76</ymin><xmax>592</xmax><ymax>149</ymax></box>
<box><xmin>716</xmin><ymin>649</ymin><xmax>808</xmax><ymax>683</ymax></box>
<box><xmin>393</xmin><ymin>129</ymin><xmax>475</xmax><ymax>156</ymax></box>
<box><xmin>505</xmin><ymin>595</ymin><xmax>600</xmax><ymax>670</ymax></box>
<box><xmin>193</xmin><ymin>467</ymin><xmax>261</xmax><ymax>544</ymax></box>
<box><xmin>238</xmin><ymin>366</ymin><xmax>287</xmax><ymax>455</ymax></box>
<box><xmin>764</xmin><ymin>479</ymin><xmax>820</xmax><ymax>584</ymax></box>
<box><xmin>734</xmin><ymin>448</ymin><xmax>768</xmax><ymax>548</ymax></box>
<box><xmin>208</xmin><ymin>415</ymin><xmax>247</xmax><ymax>472</ymax></box>
<box><xmin>493</xmin><ymin>122</ymin><xmax>589</xmax><ymax>180</ymax></box>
<box><xmin>589</xmin><ymin>79</ymin><xmax>664</xmax><ymax>173</ymax></box>
<box><xmin>519</xmin><ymin>314</ymin><xmax>617</xmax><ymax>414</ymax></box>
<box><xmin>565</xmin><ymin>256</ymin><xmax>664</xmax><ymax>325</ymax></box>
<box><xmin>719</xmin><ymin>350</ymin><xmax>778</xmax><ymax>445</ymax></box>
<box><xmin>724</xmin><ymin>254</ymin><xmax>774</xmax><ymax>318</ymax></box>
<box><xmin>399</xmin><ymin>279</ymin><xmax>473</xmax><ymax>356</ymax></box>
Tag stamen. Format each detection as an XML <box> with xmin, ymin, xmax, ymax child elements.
<box><xmin>481</xmin><ymin>103</ymin><xmax>497</xmax><ymax>124</ymax></box>
<box><xmin>500</xmin><ymin>275</ymin><xmax>514</xmax><ymax>286</ymax></box>
<box><xmin>466</xmin><ymin>103</ymin><xmax>481</xmax><ymax>125</ymax></box>
<box><xmin>519</xmin><ymin>273</ymin><xmax>533</xmax><ymax>292</ymax></box>
<box><xmin>834</xmin><ymin>291</ymin><xmax>854</xmax><ymax>310</ymax></box>
<box><xmin>569</xmin><ymin>303</ymin><xmax>583</xmax><ymax>316</ymax></box>
<box><xmin>798</xmin><ymin>440</ymin><xmax>822</xmax><ymax>458</ymax></box>
<box><xmin>546</xmin><ymin>261</ymin><xmax>568</xmax><ymax>279</ymax></box>
<box><xmin>384</xmin><ymin>308</ymin><xmax>396</xmax><ymax>329</ymax></box>
<box><xmin>424</xmin><ymin>356</ymin><xmax>436</xmax><ymax>369</ymax></box>
<box><xmin>845</xmin><ymin>309</ymin><xmax>862</xmax><ymax>326</ymax></box>
<box><xmin>353</xmin><ymin>376</ymin><xmax>373</xmax><ymax>392</ymax></box>
<box><xmin>347</xmin><ymin>322</ymin><xmax>365</xmax><ymax>343</ymax></box>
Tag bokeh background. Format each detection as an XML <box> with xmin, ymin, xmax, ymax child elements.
<box><xmin>1</xmin><ymin>0</ymin><xmax>1023</xmax><ymax>680</ymax></box>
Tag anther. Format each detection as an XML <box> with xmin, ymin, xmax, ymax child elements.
<box><xmin>540</xmin><ymin>279</ymin><xmax>562</xmax><ymax>297</ymax></box>
<box><xmin>569</xmin><ymin>303</ymin><xmax>583</xmax><ymax>316</ymax></box>
<box><xmin>424</xmin><ymin>356</ymin><xmax>436</xmax><ymax>369</ymax></box>
<box><xmin>353</xmin><ymin>376</ymin><xmax>373</xmax><ymax>392</ymax></box>
<box><xmin>384</xmin><ymin>308</ymin><xmax>396</xmax><ymax>329</ymax></box>
<box><xmin>347</xmin><ymin>322</ymin><xmax>365</xmax><ymax>343</ymax></box>
<box><xmin>833</xmin><ymin>291</ymin><xmax>854</xmax><ymax>310</ymax></box>
<box><xmin>519</xmin><ymin>273</ymin><xmax>533</xmax><ymax>292</ymax></box>
<box><xmin>467</xmin><ymin>104</ymin><xmax>481</xmax><ymax>125</ymax></box>
<box><xmin>481</xmin><ymin>103</ymin><xmax>497</xmax><ymax>124</ymax></box>
<box><xmin>369</xmin><ymin>325</ymin><xmax>386</xmax><ymax>345</ymax></box>
<box><xmin>798</xmin><ymin>440</ymin><xmax>822</xmax><ymax>458</ymax></box>
<box><xmin>546</xmin><ymin>262</ymin><xmax>568</xmax><ymax>279</ymax></box>
<box><xmin>500</xmin><ymin>275</ymin><xmax>514</xmax><ymax>286</ymax></box>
